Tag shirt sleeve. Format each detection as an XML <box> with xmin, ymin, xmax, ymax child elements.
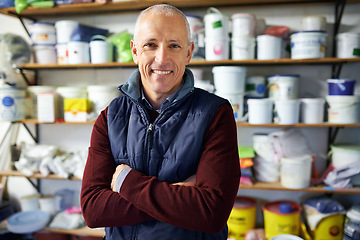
<box><xmin>80</xmin><ymin>107</ymin><xmax>154</xmax><ymax>228</ymax></box>
<box><xmin>119</xmin><ymin>103</ymin><xmax>241</xmax><ymax>234</ymax></box>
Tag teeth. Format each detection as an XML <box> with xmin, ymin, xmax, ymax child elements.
<box><xmin>153</xmin><ymin>70</ymin><xmax>171</xmax><ymax>75</ymax></box>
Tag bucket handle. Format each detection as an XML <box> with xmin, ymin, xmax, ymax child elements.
<box><xmin>90</xmin><ymin>35</ymin><xmax>107</xmax><ymax>42</ymax></box>
<box><xmin>207</xmin><ymin>7</ymin><xmax>223</xmax><ymax>15</ymax></box>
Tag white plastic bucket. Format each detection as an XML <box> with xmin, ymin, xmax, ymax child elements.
<box><xmin>301</xmin><ymin>16</ymin><xmax>327</xmax><ymax>31</ymax></box>
<box><xmin>55</xmin><ymin>20</ymin><xmax>79</xmax><ymax>44</ymax></box>
<box><xmin>231</xmin><ymin>36</ymin><xmax>255</xmax><ymax>60</ymax></box>
<box><xmin>204</xmin><ymin>7</ymin><xmax>229</xmax><ymax>38</ymax></box>
<box><xmin>290</xmin><ymin>31</ymin><xmax>327</xmax><ymax>59</ymax></box>
<box><xmin>246</xmin><ymin>76</ymin><xmax>266</xmax><ymax>98</ymax></box>
<box><xmin>281</xmin><ymin>155</ymin><xmax>312</xmax><ymax>189</ymax></box>
<box><xmin>330</xmin><ymin>144</ymin><xmax>360</xmax><ymax>168</ymax></box>
<box><xmin>215</xmin><ymin>92</ymin><xmax>244</xmax><ymax>122</ymax></box>
<box><xmin>68</xmin><ymin>41</ymin><xmax>90</xmax><ymax>64</ymax></box>
<box><xmin>231</xmin><ymin>13</ymin><xmax>256</xmax><ymax>37</ymax></box>
<box><xmin>39</xmin><ymin>196</ymin><xmax>57</xmax><ymax>215</ymax></box>
<box><xmin>90</xmin><ymin>35</ymin><xmax>113</xmax><ymax>64</ymax></box>
<box><xmin>326</xmin><ymin>95</ymin><xmax>360</xmax><ymax>123</ymax></box>
<box><xmin>274</xmin><ymin>99</ymin><xmax>300</xmax><ymax>125</ymax></box>
<box><xmin>268</xmin><ymin>74</ymin><xmax>299</xmax><ymax>100</ymax></box>
<box><xmin>300</xmin><ymin>98</ymin><xmax>325</xmax><ymax>124</ymax></box>
<box><xmin>20</xmin><ymin>194</ymin><xmax>40</xmax><ymax>211</ymax></box>
<box><xmin>186</xmin><ymin>15</ymin><xmax>203</xmax><ymax>39</ymax></box>
<box><xmin>212</xmin><ymin>66</ymin><xmax>247</xmax><ymax>94</ymax></box>
<box><xmin>56</xmin><ymin>43</ymin><xmax>68</xmax><ymax>64</ymax></box>
<box><xmin>257</xmin><ymin>35</ymin><xmax>282</xmax><ymax>60</ymax></box>
<box><xmin>336</xmin><ymin>32</ymin><xmax>360</xmax><ymax>58</ymax></box>
<box><xmin>247</xmin><ymin>98</ymin><xmax>273</xmax><ymax>124</ymax></box>
<box><xmin>28</xmin><ymin>86</ymin><xmax>56</xmax><ymax>119</ymax></box>
<box><xmin>270</xmin><ymin>234</ymin><xmax>304</xmax><ymax>240</ymax></box>
<box><xmin>56</xmin><ymin>86</ymin><xmax>87</xmax><ymax>99</ymax></box>
<box><xmin>29</xmin><ymin>22</ymin><xmax>56</xmax><ymax>45</ymax></box>
<box><xmin>0</xmin><ymin>87</ymin><xmax>26</xmax><ymax>121</ymax></box>
<box><xmin>33</xmin><ymin>45</ymin><xmax>57</xmax><ymax>64</ymax></box>
<box><xmin>205</xmin><ymin>37</ymin><xmax>229</xmax><ymax>61</ymax></box>
<box><xmin>87</xmin><ymin>85</ymin><xmax>120</xmax><ymax>115</ymax></box>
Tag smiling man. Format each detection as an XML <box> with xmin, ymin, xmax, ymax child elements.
<box><xmin>81</xmin><ymin>4</ymin><xmax>240</xmax><ymax>240</ymax></box>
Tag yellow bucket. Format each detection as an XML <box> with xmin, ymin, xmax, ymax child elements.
<box><xmin>262</xmin><ymin>201</ymin><xmax>302</xmax><ymax>239</ymax></box>
<box><xmin>311</xmin><ymin>213</ymin><xmax>345</xmax><ymax>240</ymax></box>
<box><xmin>227</xmin><ymin>196</ymin><xmax>257</xmax><ymax>240</ymax></box>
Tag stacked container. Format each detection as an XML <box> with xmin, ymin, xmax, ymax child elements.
<box><xmin>54</xmin><ymin>20</ymin><xmax>81</xmax><ymax>64</ymax></box>
<box><xmin>186</xmin><ymin>15</ymin><xmax>205</xmax><ymax>60</ymax></box>
<box><xmin>29</xmin><ymin>22</ymin><xmax>57</xmax><ymax>64</ymax></box>
<box><xmin>204</xmin><ymin>8</ymin><xmax>230</xmax><ymax>61</ymax></box>
<box><xmin>231</xmin><ymin>13</ymin><xmax>256</xmax><ymax>60</ymax></box>
<box><xmin>213</xmin><ymin>66</ymin><xmax>246</xmax><ymax>121</ymax></box>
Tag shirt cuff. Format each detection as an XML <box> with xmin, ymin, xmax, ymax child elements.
<box><xmin>115</xmin><ymin>167</ymin><xmax>132</xmax><ymax>193</ymax></box>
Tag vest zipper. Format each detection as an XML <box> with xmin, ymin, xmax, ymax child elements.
<box><xmin>147</xmin><ymin>123</ymin><xmax>153</xmax><ymax>150</ymax></box>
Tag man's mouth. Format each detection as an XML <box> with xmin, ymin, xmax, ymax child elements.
<box><xmin>152</xmin><ymin>70</ymin><xmax>172</xmax><ymax>75</ymax></box>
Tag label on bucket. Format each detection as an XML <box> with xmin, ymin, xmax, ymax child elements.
<box><xmin>212</xmin><ymin>20</ymin><xmax>223</xmax><ymax>29</ymax></box>
<box><xmin>0</xmin><ymin>93</ymin><xmax>25</xmax><ymax>121</ymax></box>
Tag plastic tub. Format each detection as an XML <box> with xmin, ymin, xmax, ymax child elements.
<box><xmin>68</xmin><ymin>41</ymin><xmax>90</xmax><ymax>64</ymax></box>
<box><xmin>56</xmin><ymin>43</ymin><xmax>68</xmax><ymax>64</ymax></box>
<box><xmin>215</xmin><ymin>92</ymin><xmax>244</xmax><ymax>122</ymax></box>
<box><xmin>274</xmin><ymin>99</ymin><xmax>300</xmax><ymax>125</ymax></box>
<box><xmin>87</xmin><ymin>85</ymin><xmax>120</xmax><ymax>115</ymax></box>
<box><xmin>247</xmin><ymin>98</ymin><xmax>273</xmax><ymax>124</ymax></box>
<box><xmin>186</xmin><ymin>15</ymin><xmax>203</xmax><ymax>39</ymax></box>
<box><xmin>33</xmin><ymin>45</ymin><xmax>57</xmax><ymax>64</ymax></box>
<box><xmin>290</xmin><ymin>31</ymin><xmax>327</xmax><ymax>59</ymax></box>
<box><xmin>29</xmin><ymin>22</ymin><xmax>56</xmax><ymax>45</ymax></box>
<box><xmin>0</xmin><ymin>87</ymin><xmax>26</xmax><ymax>121</ymax></box>
<box><xmin>231</xmin><ymin>36</ymin><xmax>255</xmax><ymax>60</ymax></box>
<box><xmin>55</xmin><ymin>20</ymin><xmax>79</xmax><ymax>44</ymax></box>
<box><xmin>327</xmin><ymin>79</ymin><xmax>356</xmax><ymax>95</ymax></box>
<box><xmin>231</xmin><ymin>13</ymin><xmax>256</xmax><ymax>37</ymax></box>
<box><xmin>301</xmin><ymin>16</ymin><xmax>327</xmax><ymax>31</ymax></box>
<box><xmin>336</xmin><ymin>32</ymin><xmax>360</xmax><ymax>58</ymax></box>
<box><xmin>268</xmin><ymin>74</ymin><xmax>299</xmax><ymax>100</ymax></box>
<box><xmin>270</xmin><ymin>235</ymin><xmax>304</xmax><ymax>240</ymax></box>
<box><xmin>7</xmin><ymin>210</ymin><xmax>51</xmax><ymax>234</ymax></box>
<box><xmin>204</xmin><ymin>7</ymin><xmax>229</xmax><ymax>38</ymax></box>
<box><xmin>90</xmin><ymin>35</ymin><xmax>113</xmax><ymax>64</ymax></box>
<box><xmin>212</xmin><ymin>66</ymin><xmax>246</xmax><ymax>94</ymax></box>
<box><xmin>326</xmin><ymin>95</ymin><xmax>360</xmax><ymax>123</ymax></box>
<box><xmin>205</xmin><ymin>37</ymin><xmax>229</xmax><ymax>61</ymax></box>
<box><xmin>280</xmin><ymin>155</ymin><xmax>312</xmax><ymax>189</ymax></box>
<box><xmin>300</xmin><ymin>98</ymin><xmax>325</xmax><ymax>124</ymax></box>
<box><xmin>330</xmin><ymin>144</ymin><xmax>360</xmax><ymax>168</ymax></box>
<box><xmin>257</xmin><ymin>35</ymin><xmax>282</xmax><ymax>60</ymax></box>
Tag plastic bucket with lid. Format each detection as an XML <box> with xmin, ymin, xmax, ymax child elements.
<box><xmin>56</xmin><ymin>43</ymin><xmax>68</xmax><ymax>64</ymax></box>
<box><xmin>344</xmin><ymin>205</ymin><xmax>360</xmax><ymax>240</ymax></box>
<box><xmin>204</xmin><ymin>7</ymin><xmax>229</xmax><ymax>38</ymax></box>
<box><xmin>247</xmin><ymin>98</ymin><xmax>273</xmax><ymax>124</ymax></box>
<box><xmin>68</xmin><ymin>41</ymin><xmax>90</xmax><ymax>64</ymax></box>
<box><xmin>215</xmin><ymin>92</ymin><xmax>244</xmax><ymax>122</ymax></box>
<box><xmin>301</xmin><ymin>16</ymin><xmax>327</xmax><ymax>31</ymax></box>
<box><xmin>186</xmin><ymin>15</ymin><xmax>203</xmax><ymax>39</ymax></box>
<box><xmin>270</xmin><ymin>235</ymin><xmax>304</xmax><ymax>240</ymax></box>
<box><xmin>205</xmin><ymin>37</ymin><xmax>229</xmax><ymax>61</ymax></box>
<box><xmin>231</xmin><ymin>36</ymin><xmax>255</xmax><ymax>60</ymax></box>
<box><xmin>336</xmin><ymin>32</ymin><xmax>360</xmax><ymax>58</ymax></box>
<box><xmin>330</xmin><ymin>144</ymin><xmax>360</xmax><ymax>168</ymax></box>
<box><xmin>231</xmin><ymin>13</ymin><xmax>256</xmax><ymax>37</ymax></box>
<box><xmin>257</xmin><ymin>35</ymin><xmax>282</xmax><ymax>60</ymax></box>
<box><xmin>311</xmin><ymin>214</ymin><xmax>345</xmax><ymax>240</ymax></box>
<box><xmin>268</xmin><ymin>74</ymin><xmax>299</xmax><ymax>100</ymax></box>
<box><xmin>290</xmin><ymin>31</ymin><xmax>327</xmax><ymax>59</ymax></box>
<box><xmin>212</xmin><ymin>66</ymin><xmax>246</xmax><ymax>94</ymax></box>
<box><xmin>300</xmin><ymin>98</ymin><xmax>325</xmax><ymax>124</ymax></box>
<box><xmin>246</xmin><ymin>76</ymin><xmax>266</xmax><ymax>98</ymax></box>
<box><xmin>55</xmin><ymin>20</ymin><xmax>79</xmax><ymax>44</ymax></box>
<box><xmin>262</xmin><ymin>201</ymin><xmax>302</xmax><ymax>239</ymax></box>
<box><xmin>327</xmin><ymin>79</ymin><xmax>356</xmax><ymax>96</ymax></box>
<box><xmin>326</xmin><ymin>95</ymin><xmax>360</xmax><ymax>123</ymax></box>
<box><xmin>33</xmin><ymin>45</ymin><xmax>57</xmax><ymax>64</ymax></box>
<box><xmin>29</xmin><ymin>22</ymin><xmax>56</xmax><ymax>45</ymax></box>
<box><xmin>90</xmin><ymin>35</ymin><xmax>113</xmax><ymax>64</ymax></box>
<box><xmin>274</xmin><ymin>99</ymin><xmax>300</xmax><ymax>125</ymax></box>
<box><xmin>28</xmin><ymin>86</ymin><xmax>56</xmax><ymax>119</ymax></box>
<box><xmin>227</xmin><ymin>196</ymin><xmax>257</xmax><ymax>240</ymax></box>
<box><xmin>0</xmin><ymin>87</ymin><xmax>26</xmax><ymax>121</ymax></box>
<box><xmin>87</xmin><ymin>85</ymin><xmax>120</xmax><ymax>115</ymax></box>
<box><xmin>280</xmin><ymin>155</ymin><xmax>312</xmax><ymax>189</ymax></box>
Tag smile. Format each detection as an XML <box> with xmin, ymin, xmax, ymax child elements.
<box><xmin>153</xmin><ymin>70</ymin><xmax>172</xmax><ymax>75</ymax></box>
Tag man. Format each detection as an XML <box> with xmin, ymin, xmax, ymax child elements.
<box><xmin>81</xmin><ymin>4</ymin><xmax>240</xmax><ymax>240</ymax></box>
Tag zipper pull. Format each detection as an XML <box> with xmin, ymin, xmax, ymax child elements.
<box><xmin>148</xmin><ymin>123</ymin><xmax>153</xmax><ymax>149</ymax></box>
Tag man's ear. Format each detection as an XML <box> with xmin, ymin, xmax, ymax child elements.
<box><xmin>186</xmin><ymin>42</ymin><xmax>195</xmax><ymax>65</ymax></box>
<box><xmin>131</xmin><ymin>40</ymin><xmax>138</xmax><ymax>64</ymax></box>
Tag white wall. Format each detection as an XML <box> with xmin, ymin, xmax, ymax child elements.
<box><xmin>1</xmin><ymin>2</ymin><xmax>360</xmax><ymax>217</ymax></box>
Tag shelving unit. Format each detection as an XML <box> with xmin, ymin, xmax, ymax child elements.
<box><xmin>1</xmin><ymin>0</ymin><xmax>360</xmax><ymax>238</ymax></box>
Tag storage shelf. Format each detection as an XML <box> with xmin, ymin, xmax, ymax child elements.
<box><xmin>18</xmin><ymin>119</ymin><xmax>96</xmax><ymax>125</ymax></box>
<box><xmin>0</xmin><ymin>169</ymin><xmax>81</xmax><ymax>181</ymax></box>
<box><xmin>17</xmin><ymin>57</ymin><xmax>360</xmax><ymax>70</ymax></box>
<box><xmin>236</xmin><ymin>122</ymin><xmax>360</xmax><ymax>128</ymax></box>
<box><xmin>42</xmin><ymin>226</ymin><xmax>104</xmax><ymax>238</ymax></box>
<box><xmin>239</xmin><ymin>181</ymin><xmax>360</xmax><ymax>194</ymax></box>
<box><xmin>2</xmin><ymin>0</ymin><xmax>360</xmax><ymax>18</ymax></box>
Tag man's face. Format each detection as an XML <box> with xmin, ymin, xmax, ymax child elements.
<box><xmin>131</xmin><ymin>12</ymin><xmax>194</xmax><ymax>99</ymax></box>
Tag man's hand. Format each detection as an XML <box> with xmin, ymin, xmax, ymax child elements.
<box><xmin>111</xmin><ymin>164</ymin><xmax>131</xmax><ymax>192</ymax></box>
<box><xmin>172</xmin><ymin>174</ymin><xmax>196</xmax><ymax>187</ymax></box>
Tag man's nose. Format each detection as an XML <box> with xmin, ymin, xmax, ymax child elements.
<box><xmin>155</xmin><ymin>45</ymin><xmax>169</xmax><ymax>64</ymax></box>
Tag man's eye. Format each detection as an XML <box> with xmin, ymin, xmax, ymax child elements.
<box><xmin>144</xmin><ymin>43</ymin><xmax>155</xmax><ymax>48</ymax></box>
<box><xmin>170</xmin><ymin>44</ymin><xmax>181</xmax><ymax>48</ymax></box>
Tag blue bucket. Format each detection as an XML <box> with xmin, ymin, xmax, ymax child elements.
<box><xmin>327</xmin><ymin>79</ymin><xmax>356</xmax><ymax>95</ymax></box>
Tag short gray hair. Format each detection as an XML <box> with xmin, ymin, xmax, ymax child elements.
<box><xmin>133</xmin><ymin>4</ymin><xmax>191</xmax><ymax>46</ymax></box>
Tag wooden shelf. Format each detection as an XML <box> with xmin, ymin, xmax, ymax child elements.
<box><xmin>0</xmin><ymin>169</ymin><xmax>81</xmax><ymax>181</ymax></box>
<box><xmin>16</xmin><ymin>57</ymin><xmax>360</xmax><ymax>70</ymax></box>
<box><xmin>42</xmin><ymin>226</ymin><xmax>104</xmax><ymax>237</ymax></box>
<box><xmin>236</xmin><ymin>122</ymin><xmax>360</xmax><ymax>128</ymax></box>
<box><xmin>239</xmin><ymin>181</ymin><xmax>360</xmax><ymax>194</ymax></box>
<box><xmin>18</xmin><ymin>119</ymin><xmax>96</xmax><ymax>125</ymax></box>
<box><xmin>2</xmin><ymin>0</ymin><xmax>360</xmax><ymax>18</ymax></box>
